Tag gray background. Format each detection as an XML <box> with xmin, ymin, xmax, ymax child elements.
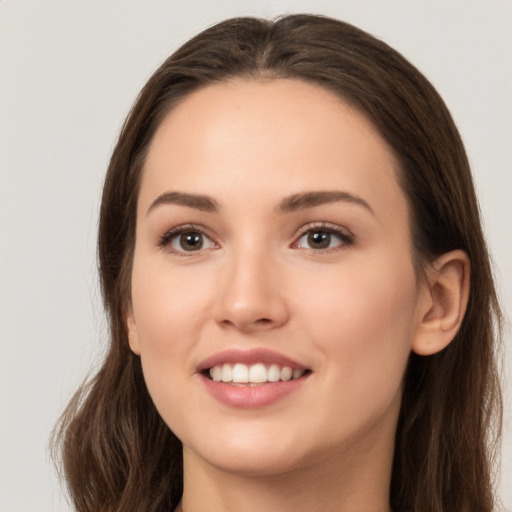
<box><xmin>1</xmin><ymin>1</ymin><xmax>510</xmax><ymax>510</ymax></box>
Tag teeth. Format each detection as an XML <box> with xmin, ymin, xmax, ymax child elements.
<box><xmin>280</xmin><ymin>366</ymin><xmax>293</xmax><ymax>381</ymax></box>
<box><xmin>221</xmin><ymin>363</ymin><xmax>233</xmax><ymax>383</ymax></box>
<box><xmin>232</xmin><ymin>363</ymin><xmax>249</xmax><ymax>383</ymax></box>
<box><xmin>211</xmin><ymin>365</ymin><xmax>222</xmax><ymax>382</ymax></box>
<box><xmin>208</xmin><ymin>363</ymin><xmax>306</xmax><ymax>384</ymax></box>
<box><xmin>249</xmin><ymin>363</ymin><xmax>267</xmax><ymax>383</ymax></box>
<box><xmin>267</xmin><ymin>364</ymin><xmax>280</xmax><ymax>382</ymax></box>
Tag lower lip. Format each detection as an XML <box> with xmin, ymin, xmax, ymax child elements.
<box><xmin>200</xmin><ymin>374</ymin><xmax>309</xmax><ymax>408</ymax></box>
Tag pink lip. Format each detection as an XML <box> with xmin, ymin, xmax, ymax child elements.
<box><xmin>197</xmin><ymin>348</ymin><xmax>311</xmax><ymax>409</ymax></box>
<box><xmin>197</xmin><ymin>348</ymin><xmax>308</xmax><ymax>372</ymax></box>
<box><xmin>199</xmin><ymin>374</ymin><xmax>310</xmax><ymax>408</ymax></box>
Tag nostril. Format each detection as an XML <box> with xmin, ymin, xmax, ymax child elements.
<box><xmin>219</xmin><ymin>317</ymin><xmax>275</xmax><ymax>332</ymax></box>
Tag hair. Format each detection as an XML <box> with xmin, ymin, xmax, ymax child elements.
<box><xmin>52</xmin><ymin>14</ymin><xmax>503</xmax><ymax>512</ymax></box>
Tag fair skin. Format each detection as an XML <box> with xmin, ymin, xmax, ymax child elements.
<box><xmin>126</xmin><ymin>79</ymin><xmax>469</xmax><ymax>512</ymax></box>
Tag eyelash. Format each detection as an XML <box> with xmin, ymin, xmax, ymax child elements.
<box><xmin>293</xmin><ymin>222</ymin><xmax>355</xmax><ymax>252</ymax></box>
<box><xmin>158</xmin><ymin>224</ymin><xmax>216</xmax><ymax>256</ymax></box>
<box><xmin>158</xmin><ymin>222</ymin><xmax>354</xmax><ymax>255</ymax></box>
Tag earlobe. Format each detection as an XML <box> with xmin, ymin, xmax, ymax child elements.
<box><xmin>126</xmin><ymin>310</ymin><xmax>141</xmax><ymax>355</ymax></box>
<box><xmin>412</xmin><ymin>250</ymin><xmax>470</xmax><ymax>356</ymax></box>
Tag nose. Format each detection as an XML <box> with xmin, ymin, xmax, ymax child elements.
<box><xmin>213</xmin><ymin>246</ymin><xmax>289</xmax><ymax>333</ymax></box>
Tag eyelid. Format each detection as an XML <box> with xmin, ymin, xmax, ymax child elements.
<box><xmin>157</xmin><ymin>221</ymin><xmax>354</xmax><ymax>255</ymax></box>
<box><xmin>158</xmin><ymin>223</ymin><xmax>219</xmax><ymax>255</ymax></box>
<box><xmin>291</xmin><ymin>222</ymin><xmax>354</xmax><ymax>250</ymax></box>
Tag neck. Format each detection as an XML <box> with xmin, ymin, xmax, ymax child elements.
<box><xmin>178</xmin><ymin>419</ymin><xmax>395</xmax><ymax>512</ymax></box>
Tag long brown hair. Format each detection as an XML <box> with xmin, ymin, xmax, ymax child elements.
<box><xmin>52</xmin><ymin>15</ymin><xmax>502</xmax><ymax>512</ymax></box>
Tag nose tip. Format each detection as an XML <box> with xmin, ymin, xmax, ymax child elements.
<box><xmin>217</xmin><ymin>307</ymin><xmax>282</xmax><ymax>333</ymax></box>
<box><xmin>213</xmin><ymin>260</ymin><xmax>289</xmax><ymax>333</ymax></box>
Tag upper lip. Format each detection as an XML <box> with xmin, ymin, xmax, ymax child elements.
<box><xmin>197</xmin><ymin>348</ymin><xmax>309</xmax><ymax>372</ymax></box>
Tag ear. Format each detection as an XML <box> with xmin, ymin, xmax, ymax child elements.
<box><xmin>126</xmin><ymin>308</ymin><xmax>141</xmax><ymax>355</ymax></box>
<box><xmin>412</xmin><ymin>250</ymin><xmax>470</xmax><ymax>356</ymax></box>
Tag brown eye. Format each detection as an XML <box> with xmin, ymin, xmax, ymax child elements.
<box><xmin>166</xmin><ymin>230</ymin><xmax>216</xmax><ymax>253</ymax></box>
<box><xmin>173</xmin><ymin>232</ymin><xmax>205</xmax><ymax>251</ymax></box>
<box><xmin>295</xmin><ymin>227</ymin><xmax>352</xmax><ymax>251</ymax></box>
<box><xmin>307</xmin><ymin>231</ymin><xmax>331</xmax><ymax>249</ymax></box>
<box><xmin>159</xmin><ymin>225</ymin><xmax>218</xmax><ymax>255</ymax></box>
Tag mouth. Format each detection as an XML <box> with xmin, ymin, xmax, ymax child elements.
<box><xmin>197</xmin><ymin>348</ymin><xmax>312</xmax><ymax>407</ymax></box>
<box><xmin>203</xmin><ymin>363</ymin><xmax>311</xmax><ymax>385</ymax></box>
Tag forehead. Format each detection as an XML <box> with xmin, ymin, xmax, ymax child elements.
<box><xmin>140</xmin><ymin>78</ymin><xmax>408</xmax><ymax>225</ymax></box>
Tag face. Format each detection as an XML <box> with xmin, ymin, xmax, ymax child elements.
<box><xmin>127</xmin><ymin>78</ymin><xmax>428</xmax><ymax>476</ymax></box>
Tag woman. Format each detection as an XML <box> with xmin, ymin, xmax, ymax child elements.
<box><xmin>53</xmin><ymin>14</ymin><xmax>502</xmax><ymax>512</ymax></box>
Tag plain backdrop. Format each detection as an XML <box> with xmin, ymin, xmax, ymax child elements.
<box><xmin>1</xmin><ymin>1</ymin><xmax>511</xmax><ymax>511</ymax></box>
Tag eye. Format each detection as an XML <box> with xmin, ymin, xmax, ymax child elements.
<box><xmin>159</xmin><ymin>226</ymin><xmax>217</xmax><ymax>254</ymax></box>
<box><xmin>172</xmin><ymin>231</ymin><xmax>209</xmax><ymax>252</ymax></box>
<box><xmin>294</xmin><ymin>225</ymin><xmax>353</xmax><ymax>251</ymax></box>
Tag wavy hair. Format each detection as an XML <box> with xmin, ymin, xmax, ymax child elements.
<box><xmin>52</xmin><ymin>14</ymin><xmax>502</xmax><ymax>512</ymax></box>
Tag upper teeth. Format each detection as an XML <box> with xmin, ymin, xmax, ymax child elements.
<box><xmin>209</xmin><ymin>363</ymin><xmax>305</xmax><ymax>384</ymax></box>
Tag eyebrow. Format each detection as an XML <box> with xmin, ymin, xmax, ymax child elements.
<box><xmin>146</xmin><ymin>190</ymin><xmax>374</xmax><ymax>216</ymax></box>
<box><xmin>275</xmin><ymin>191</ymin><xmax>374</xmax><ymax>215</ymax></box>
<box><xmin>147</xmin><ymin>191</ymin><xmax>220</xmax><ymax>215</ymax></box>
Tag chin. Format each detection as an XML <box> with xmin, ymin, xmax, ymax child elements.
<box><xmin>192</xmin><ymin>444</ymin><xmax>309</xmax><ymax>478</ymax></box>
<box><xmin>181</xmin><ymin>421</ymin><xmax>330</xmax><ymax>478</ymax></box>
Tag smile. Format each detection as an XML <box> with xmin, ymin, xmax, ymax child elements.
<box><xmin>208</xmin><ymin>363</ymin><xmax>307</xmax><ymax>385</ymax></box>
<box><xmin>198</xmin><ymin>348</ymin><xmax>311</xmax><ymax>407</ymax></box>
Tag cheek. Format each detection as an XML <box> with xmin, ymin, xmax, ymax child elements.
<box><xmin>297</xmin><ymin>253</ymin><xmax>417</xmax><ymax>404</ymax></box>
<box><xmin>130</xmin><ymin>256</ymin><xmax>213</xmax><ymax>353</ymax></box>
<box><xmin>129</xmin><ymin>258</ymin><xmax>214</xmax><ymax>428</ymax></box>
